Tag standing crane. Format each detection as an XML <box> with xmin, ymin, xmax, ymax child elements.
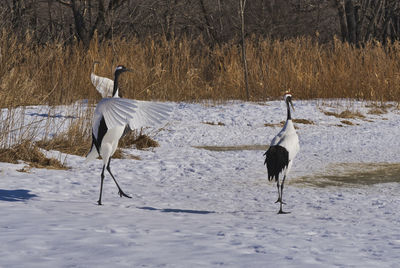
<box><xmin>86</xmin><ymin>65</ymin><xmax>172</xmax><ymax>205</ymax></box>
<box><xmin>264</xmin><ymin>93</ymin><xmax>300</xmax><ymax>214</ymax></box>
<box><xmin>91</xmin><ymin>61</ymin><xmax>114</xmax><ymax>98</ymax></box>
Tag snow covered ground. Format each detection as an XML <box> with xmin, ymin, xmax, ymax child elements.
<box><xmin>1</xmin><ymin>99</ymin><xmax>400</xmax><ymax>267</ymax></box>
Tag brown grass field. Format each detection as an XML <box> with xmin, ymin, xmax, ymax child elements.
<box><xmin>1</xmin><ymin>28</ymin><xmax>400</xmax><ymax>166</ymax></box>
<box><xmin>1</xmin><ymin>29</ymin><xmax>400</xmax><ymax>108</ymax></box>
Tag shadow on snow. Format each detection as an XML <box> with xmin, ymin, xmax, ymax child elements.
<box><xmin>0</xmin><ymin>189</ymin><xmax>38</xmax><ymax>202</ymax></box>
<box><xmin>27</xmin><ymin>112</ymin><xmax>76</xmax><ymax>119</ymax></box>
<box><xmin>137</xmin><ymin>206</ymin><xmax>215</xmax><ymax>215</ymax></box>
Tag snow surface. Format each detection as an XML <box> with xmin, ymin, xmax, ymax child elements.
<box><xmin>1</xmin><ymin>100</ymin><xmax>400</xmax><ymax>267</ymax></box>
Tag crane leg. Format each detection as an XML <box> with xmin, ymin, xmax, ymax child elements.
<box><xmin>274</xmin><ymin>178</ymin><xmax>286</xmax><ymax>204</ymax></box>
<box><xmin>278</xmin><ymin>175</ymin><xmax>289</xmax><ymax>214</ymax></box>
<box><xmin>275</xmin><ymin>179</ymin><xmax>281</xmax><ymax>203</ymax></box>
<box><xmin>106</xmin><ymin>158</ymin><xmax>132</xmax><ymax>199</ymax></box>
<box><xmin>97</xmin><ymin>165</ymin><xmax>106</xmax><ymax>205</ymax></box>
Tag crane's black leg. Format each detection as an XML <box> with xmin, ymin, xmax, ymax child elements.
<box><xmin>275</xmin><ymin>179</ymin><xmax>286</xmax><ymax>204</ymax></box>
<box><xmin>280</xmin><ymin>175</ymin><xmax>287</xmax><ymax>205</ymax></box>
<box><xmin>106</xmin><ymin>158</ymin><xmax>131</xmax><ymax>199</ymax></box>
<box><xmin>275</xmin><ymin>179</ymin><xmax>281</xmax><ymax>203</ymax></box>
<box><xmin>278</xmin><ymin>175</ymin><xmax>289</xmax><ymax>214</ymax></box>
<box><xmin>98</xmin><ymin>165</ymin><xmax>106</xmax><ymax>205</ymax></box>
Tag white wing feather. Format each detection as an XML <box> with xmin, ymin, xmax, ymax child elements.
<box><xmin>91</xmin><ymin>73</ymin><xmax>114</xmax><ymax>98</ymax></box>
<box><xmin>92</xmin><ymin>98</ymin><xmax>137</xmax><ymax>139</ymax></box>
<box><xmin>128</xmin><ymin>101</ymin><xmax>172</xmax><ymax>130</ymax></box>
<box><xmin>92</xmin><ymin>98</ymin><xmax>172</xmax><ymax>139</ymax></box>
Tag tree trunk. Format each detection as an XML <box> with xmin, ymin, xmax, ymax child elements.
<box><xmin>70</xmin><ymin>1</ymin><xmax>90</xmax><ymax>47</ymax></box>
<box><xmin>239</xmin><ymin>0</ymin><xmax>249</xmax><ymax>101</ymax></box>
<box><xmin>199</xmin><ymin>0</ymin><xmax>217</xmax><ymax>44</ymax></box>
<box><xmin>345</xmin><ymin>0</ymin><xmax>357</xmax><ymax>44</ymax></box>
<box><xmin>334</xmin><ymin>0</ymin><xmax>349</xmax><ymax>42</ymax></box>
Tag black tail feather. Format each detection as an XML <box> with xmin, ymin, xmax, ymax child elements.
<box><xmin>264</xmin><ymin>145</ymin><xmax>289</xmax><ymax>181</ymax></box>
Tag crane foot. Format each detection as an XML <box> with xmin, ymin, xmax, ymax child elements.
<box><xmin>278</xmin><ymin>209</ymin><xmax>290</xmax><ymax>214</ymax></box>
<box><xmin>118</xmin><ymin>190</ymin><xmax>132</xmax><ymax>199</ymax></box>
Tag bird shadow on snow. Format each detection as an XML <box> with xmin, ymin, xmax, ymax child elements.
<box><xmin>137</xmin><ymin>206</ymin><xmax>215</xmax><ymax>215</ymax></box>
<box><xmin>27</xmin><ymin>112</ymin><xmax>76</xmax><ymax>119</ymax></box>
<box><xmin>0</xmin><ymin>189</ymin><xmax>38</xmax><ymax>202</ymax></box>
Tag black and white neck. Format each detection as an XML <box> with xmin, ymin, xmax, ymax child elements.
<box><xmin>112</xmin><ymin>65</ymin><xmax>130</xmax><ymax>97</ymax></box>
<box><xmin>284</xmin><ymin>93</ymin><xmax>293</xmax><ymax>121</ymax></box>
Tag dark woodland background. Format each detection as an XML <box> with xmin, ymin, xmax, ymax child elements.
<box><xmin>1</xmin><ymin>1</ymin><xmax>400</xmax><ymax>105</ymax></box>
<box><xmin>2</xmin><ymin>0</ymin><xmax>400</xmax><ymax>47</ymax></box>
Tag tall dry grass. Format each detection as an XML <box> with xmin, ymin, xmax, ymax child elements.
<box><xmin>0</xmin><ymin>105</ymin><xmax>69</xmax><ymax>169</ymax></box>
<box><xmin>1</xmin><ymin>28</ymin><xmax>400</xmax><ymax>107</ymax></box>
<box><xmin>35</xmin><ymin>105</ymin><xmax>93</xmax><ymax>157</ymax></box>
<box><xmin>1</xmin><ymin>28</ymin><xmax>400</xmax><ymax>167</ymax></box>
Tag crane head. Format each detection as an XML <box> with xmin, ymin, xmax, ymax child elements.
<box><xmin>284</xmin><ymin>92</ymin><xmax>294</xmax><ymax>111</ymax></box>
<box><xmin>92</xmin><ymin>61</ymin><xmax>100</xmax><ymax>72</ymax></box>
<box><xmin>115</xmin><ymin>65</ymin><xmax>132</xmax><ymax>73</ymax></box>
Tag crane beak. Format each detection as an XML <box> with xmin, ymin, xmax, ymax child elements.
<box><xmin>125</xmin><ymin>68</ymin><xmax>133</xmax><ymax>72</ymax></box>
<box><xmin>289</xmin><ymin>100</ymin><xmax>295</xmax><ymax>111</ymax></box>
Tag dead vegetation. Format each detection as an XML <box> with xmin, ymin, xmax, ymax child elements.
<box><xmin>292</xmin><ymin>119</ymin><xmax>314</xmax><ymax>125</ymax></box>
<box><xmin>0</xmin><ymin>140</ymin><xmax>67</xmax><ymax>170</ymax></box>
<box><xmin>36</xmin><ymin>119</ymin><xmax>157</xmax><ymax>160</ymax></box>
<box><xmin>106</xmin><ymin>130</ymin><xmax>157</xmax><ymax>159</ymax></box>
<box><xmin>262</xmin><ymin>118</ymin><xmax>312</xmax><ymax>129</ymax></box>
<box><xmin>365</xmin><ymin>102</ymin><xmax>394</xmax><ymax>110</ymax></box>
<box><xmin>202</xmin><ymin>121</ymin><xmax>226</xmax><ymax>126</ymax></box>
<box><xmin>36</xmin><ymin>113</ymin><xmax>92</xmax><ymax>157</ymax></box>
<box><xmin>367</xmin><ymin>107</ymin><xmax>388</xmax><ymax>115</ymax></box>
<box><xmin>322</xmin><ymin>109</ymin><xmax>365</xmax><ymax>119</ymax></box>
<box><xmin>264</xmin><ymin>122</ymin><xmax>284</xmax><ymax>128</ymax></box>
<box><xmin>293</xmin><ymin>163</ymin><xmax>400</xmax><ymax>188</ymax></box>
<box><xmin>194</xmin><ymin>145</ymin><xmax>268</xmax><ymax>151</ymax></box>
<box><xmin>340</xmin><ymin>120</ymin><xmax>355</xmax><ymax>126</ymax></box>
<box><xmin>132</xmin><ymin>134</ymin><xmax>159</xmax><ymax>150</ymax></box>
<box><xmin>119</xmin><ymin>129</ymin><xmax>159</xmax><ymax>150</ymax></box>
<box><xmin>112</xmin><ymin>148</ymin><xmax>141</xmax><ymax>160</ymax></box>
<box><xmin>1</xmin><ymin>25</ymin><xmax>400</xmax><ymax>169</ymax></box>
<box><xmin>2</xmin><ymin>27</ymin><xmax>400</xmax><ymax>108</ymax></box>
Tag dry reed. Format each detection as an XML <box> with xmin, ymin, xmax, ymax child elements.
<box><xmin>2</xmin><ymin>28</ymin><xmax>400</xmax><ymax>108</ymax></box>
<box><xmin>2</xmin><ymin>27</ymin><xmax>400</xmax><ymax>166</ymax></box>
<box><xmin>0</xmin><ymin>140</ymin><xmax>67</xmax><ymax>169</ymax></box>
<box><xmin>322</xmin><ymin>109</ymin><xmax>365</xmax><ymax>119</ymax></box>
<box><xmin>119</xmin><ymin>129</ymin><xmax>159</xmax><ymax>150</ymax></box>
<box><xmin>292</xmin><ymin>119</ymin><xmax>314</xmax><ymax>124</ymax></box>
<box><xmin>36</xmin><ymin>119</ymin><xmax>92</xmax><ymax>157</ymax></box>
<box><xmin>202</xmin><ymin>121</ymin><xmax>226</xmax><ymax>126</ymax></box>
<box><xmin>35</xmin><ymin>103</ymin><xmax>93</xmax><ymax>157</ymax></box>
<box><xmin>340</xmin><ymin>120</ymin><xmax>355</xmax><ymax>125</ymax></box>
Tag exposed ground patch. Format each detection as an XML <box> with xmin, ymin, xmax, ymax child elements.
<box><xmin>194</xmin><ymin>145</ymin><xmax>268</xmax><ymax>151</ymax></box>
<box><xmin>293</xmin><ymin>162</ymin><xmax>400</xmax><ymax>187</ymax></box>
<box><xmin>322</xmin><ymin>109</ymin><xmax>365</xmax><ymax>119</ymax></box>
<box><xmin>202</xmin><ymin>121</ymin><xmax>226</xmax><ymax>126</ymax></box>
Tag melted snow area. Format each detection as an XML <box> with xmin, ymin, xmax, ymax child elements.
<box><xmin>1</xmin><ymin>100</ymin><xmax>400</xmax><ymax>267</ymax></box>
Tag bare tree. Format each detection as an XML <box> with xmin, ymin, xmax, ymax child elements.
<box><xmin>334</xmin><ymin>0</ymin><xmax>400</xmax><ymax>45</ymax></box>
<box><xmin>6</xmin><ymin>0</ymin><xmax>399</xmax><ymax>47</ymax></box>
<box><xmin>56</xmin><ymin>0</ymin><xmax>129</xmax><ymax>47</ymax></box>
<box><xmin>239</xmin><ymin>0</ymin><xmax>250</xmax><ymax>100</ymax></box>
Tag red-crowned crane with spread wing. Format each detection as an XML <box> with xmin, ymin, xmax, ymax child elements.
<box><xmin>86</xmin><ymin>65</ymin><xmax>172</xmax><ymax>205</ymax></box>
